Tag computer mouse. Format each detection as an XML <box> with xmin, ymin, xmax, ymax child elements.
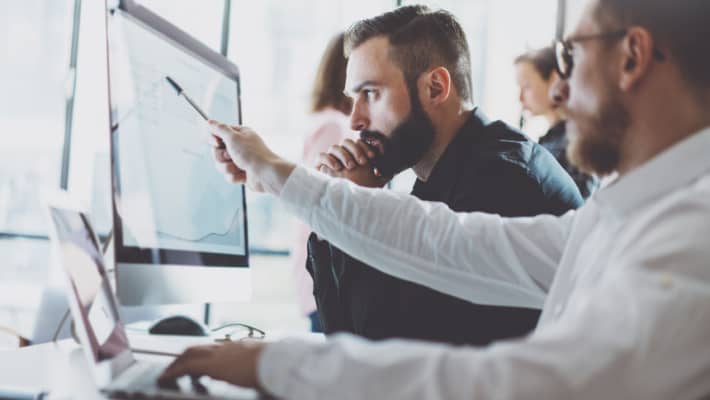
<box><xmin>148</xmin><ymin>315</ymin><xmax>209</xmax><ymax>336</ymax></box>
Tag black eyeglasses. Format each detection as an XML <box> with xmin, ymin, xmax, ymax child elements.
<box><xmin>555</xmin><ymin>29</ymin><xmax>665</xmax><ymax>80</ymax></box>
<box><xmin>212</xmin><ymin>322</ymin><xmax>266</xmax><ymax>342</ymax></box>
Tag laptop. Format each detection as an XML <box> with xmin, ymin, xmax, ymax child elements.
<box><xmin>46</xmin><ymin>196</ymin><xmax>258</xmax><ymax>399</ymax></box>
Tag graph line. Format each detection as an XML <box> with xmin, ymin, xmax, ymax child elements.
<box><xmin>155</xmin><ymin>207</ymin><xmax>243</xmax><ymax>243</ymax></box>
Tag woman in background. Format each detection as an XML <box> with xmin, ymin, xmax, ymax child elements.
<box><xmin>290</xmin><ymin>32</ymin><xmax>352</xmax><ymax>332</ymax></box>
<box><xmin>515</xmin><ymin>47</ymin><xmax>598</xmax><ymax>199</ymax></box>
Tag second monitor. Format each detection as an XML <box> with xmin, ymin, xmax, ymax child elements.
<box><xmin>106</xmin><ymin>0</ymin><xmax>249</xmax><ymax>306</ymax></box>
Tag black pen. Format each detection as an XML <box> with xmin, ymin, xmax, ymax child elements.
<box><xmin>165</xmin><ymin>75</ymin><xmax>225</xmax><ymax>149</ymax></box>
<box><xmin>165</xmin><ymin>75</ymin><xmax>208</xmax><ymax>120</ymax></box>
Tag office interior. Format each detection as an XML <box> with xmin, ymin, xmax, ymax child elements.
<box><xmin>1</xmin><ymin>0</ymin><xmax>585</xmax><ymax>347</ymax></box>
<box><xmin>0</xmin><ymin>0</ymin><xmax>596</xmax><ymax>394</ymax></box>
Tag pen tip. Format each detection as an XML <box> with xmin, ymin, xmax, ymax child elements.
<box><xmin>164</xmin><ymin>76</ymin><xmax>181</xmax><ymax>94</ymax></box>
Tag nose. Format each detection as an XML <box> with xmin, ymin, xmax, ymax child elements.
<box><xmin>549</xmin><ymin>78</ymin><xmax>569</xmax><ymax>108</ymax></box>
<box><xmin>349</xmin><ymin>99</ymin><xmax>369</xmax><ymax>131</ymax></box>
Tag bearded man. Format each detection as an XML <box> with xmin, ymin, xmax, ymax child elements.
<box><xmin>161</xmin><ymin>0</ymin><xmax>710</xmax><ymax>397</ymax></box>
<box><xmin>306</xmin><ymin>6</ymin><xmax>582</xmax><ymax>345</ymax></box>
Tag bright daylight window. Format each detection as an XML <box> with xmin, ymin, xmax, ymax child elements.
<box><xmin>389</xmin><ymin>0</ymin><xmax>560</xmax><ymax>190</ymax></box>
<box><xmin>0</xmin><ymin>0</ymin><xmax>76</xmax><ymax>336</ymax></box>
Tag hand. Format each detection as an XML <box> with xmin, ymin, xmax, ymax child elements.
<box><xmin>158</xmin><ymin>341</ymin><xmax>268</xmax><ymax>393</ymax></box>
<box><xmin>208</xmin><ymin>120</ymin><xmax>295</xmax><ymax>195</ymax></box>
<box><xmin>317</xmin><ymin>162</ymin><xmax>387</xmax><ymax>188</ymax></box>
<box><xmin>317</xmin><ymin>139</ymin><xmax>378</xmax><ymax>173</ymax></box>
<box><xmin>316</xmin><ymin>140</ymin><xmax>386</xmax><ymax>187</ymax></box>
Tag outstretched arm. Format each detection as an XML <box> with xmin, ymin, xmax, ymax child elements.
<box><xmin>210</xmin><ymin>121</ymin><xmax>572</xmax><ymax>307</ymax></box>
<box><xmin>160</xmin><ymin>194</ymin><xmax>710</xmax><ymax>399</ymax></box>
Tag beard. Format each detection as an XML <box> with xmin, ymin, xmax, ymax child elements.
<box><xmin>359</xmin><ymin>96</ymin><xmax>436</xmax><ymax>179</ymax></box>
<box><xmin>566</xmin><ymin>88</ymin><xmax>629</xmax><ymax>177</ymax></box>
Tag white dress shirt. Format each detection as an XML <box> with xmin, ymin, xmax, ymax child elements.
<box><xmin>258</xmin><ymin>126</ymin><xmax>710</xmax><ymax>400</ymax></box>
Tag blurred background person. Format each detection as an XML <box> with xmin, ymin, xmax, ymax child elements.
<box><xmin>289</xmin><ymin>32</ymin><xmax>353</xmax><ymax>332</ymax></box>
<box><xmin>515</xmin><ymin>46</ymin><xmax>598</xmax><ymax>199</ymax></box>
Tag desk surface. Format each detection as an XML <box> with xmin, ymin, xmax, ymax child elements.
<box><xmin>0</xmin><ymin>332</ymin><xmax>322</xmax><ymax>399</ymax></box>
<box><xmin>0</xmin><ymin>339</ymin><xmax>100</xmax><ymax>399</ymax></box>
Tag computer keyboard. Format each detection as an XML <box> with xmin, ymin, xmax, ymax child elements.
<box><xmin>105</xmin><ymin>361</ymin><xmax>259</xmax><ymax>399</ymax></box>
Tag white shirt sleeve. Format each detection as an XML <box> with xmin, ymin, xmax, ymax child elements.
<box><xmin>259</xmin><ymin>175</ymin><xmax>710</xmax><ymax>399</ymax></box>
<box><xmin>280</xmin><ymin>166</ymin><xmax>574</xmax><ymax>308</ymax></box>
<box><xmin>258</xmin><ymin>248</ymin><xmax>710</xmax><ymax>400</ymax></box>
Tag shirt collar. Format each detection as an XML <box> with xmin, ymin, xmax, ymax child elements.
<box><xmin>594</xmin><ymin>125</ymin><xmax>710</xmax><ymax>217</ymax></box>
<box><xmin>412</xmin><ymin>109</ymin><xmax>485</xmax><ymax>201</ymax></box>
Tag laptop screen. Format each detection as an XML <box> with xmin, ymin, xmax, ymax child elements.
<box><xmin>49</xmin><ymin>207</ymin><xmax>130</xmax><ymax>363</ymax></box>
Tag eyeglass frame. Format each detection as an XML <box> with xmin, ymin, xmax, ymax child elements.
<box><xmin>212</xmin><ymin>322</ymin><xmax>266</xmax><ymax>342</ymax></box>
<box><xmin>555</xmin><ymin>28</ymin><xmax>665</xmax><ymax>80</ymax></box>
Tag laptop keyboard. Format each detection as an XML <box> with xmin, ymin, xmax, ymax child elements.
<box><xmin>105</xmin><ymin>361</ymin><xmax>259</xmax><ymax>399</ymax></box>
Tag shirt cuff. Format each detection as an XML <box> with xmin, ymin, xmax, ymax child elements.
<box><xmin>280</xmin><ymin>166</ymin><xmax>330</xmax><ymax>224</ymax></box>
<box><xmin>257</xmin><ymin>338</ymin><xmax>321</xmax><ymax>398</ymax></box>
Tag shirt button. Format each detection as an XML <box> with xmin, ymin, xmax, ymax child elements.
<box><xmin>661</xmin><ymin>274</ymin><xmax>674</xmax><ymax>289</ymax></box>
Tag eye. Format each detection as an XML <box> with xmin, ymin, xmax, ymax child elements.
<box><xmin>362</xmin><ymin>89</ymin><xmax>378</xmax><ymax>102</ymax></box>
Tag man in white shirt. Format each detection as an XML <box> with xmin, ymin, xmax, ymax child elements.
<box><xmin>159</xmin><ymin>0</ymin><xmax>710</xmax><ymax>398</ymax></box>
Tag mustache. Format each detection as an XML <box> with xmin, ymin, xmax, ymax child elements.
<box><xmin>359</xmin><ymin>130</ymin><xmax>388</xmax><ymax>152</ymax></box>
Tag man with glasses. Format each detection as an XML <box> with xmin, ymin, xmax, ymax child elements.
<box><xmin>160</xmin><ymin>0</ymin><xmax>710</xmax><ymax>398</ymax></box>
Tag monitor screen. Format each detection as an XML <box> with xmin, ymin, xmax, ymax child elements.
<box><xmin>108</xmin><ymin>4</ymin><xmax>248</xmax><ymax>267</ymax></box>
<box><xmin>49</xmin><ymin>207</ymin><xmax>129</xmax><ymax>363</ymax></box>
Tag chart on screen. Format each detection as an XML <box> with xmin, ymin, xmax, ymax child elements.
<box><xmin>110</xmin><ymin>13</ymin><xmax>245</xmax><ymax>256</ymax></box>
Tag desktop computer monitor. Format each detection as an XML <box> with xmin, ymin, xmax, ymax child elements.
<box><xmin>106</xmin><ymin>0</ymin><xmax>250</xmax><ymax>306</ymax></box>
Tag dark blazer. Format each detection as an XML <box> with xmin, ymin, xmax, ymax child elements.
<box><xmin>306</xmin><ymin>108</ymin><xmax>583</xmax><ymax>345</ymax></box>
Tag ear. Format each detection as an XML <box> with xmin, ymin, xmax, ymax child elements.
<box><xmin>419</xmin><ymin>66</ymin><xmax>452</xmax><ymax>106</ymax></box>
<box><xmin>618</xmin><ymin>27</ymin><xmax>656</xmax><ymax>92</ymax></box>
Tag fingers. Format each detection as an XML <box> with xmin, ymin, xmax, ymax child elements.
<box><xmin>218</xmin><ymin>162</ymin><xmax>246</xmax><ymax>184</ymax></box>
<box><xmin>159</xmin><ymin>358</ymin><xmax>210</xmax><ymax>384</ymax></box>
<box><xmin>208</xmin><ymin>120</ymin><xmax>234</xmax><ymax>139</ymax></box>
<box><xmin>208</xmin><ymin>121</ymin><xmax>237</xmax><ymax>152</ymax></box>
<box><xmin>159</xmin><ymin>346</ymin><xmax>214</xmax><ymax>383</ymax></box>
<box><xmin>317</xmin><ymin>164</ymin><xmax>338</xmax><ymax>178</ymax></box>
<box><xmin>213</xmin><ymin>148</ymin><xmax>231</xmax><ymax>163</ymax></box>
<box><xmin>327</xmin><ymin>144</ymin><xmax>359</xmax><ymax>169</ymax></box>
<box><xmin>317</xmin><ymin>152</ymin><xmax>345</xmax><ymax>172</ymax></box>
<box><xmin>213</xmin><ymin>149</ymin><xmax>246</xmax><ymax>183</ymax></box>
<box><xmin>319</xmin><ymin>140</ymin><xmax>376</xmax><ymax>172</ymax></box>
<box><xmin>209</xmin><ymin>134</ymin><xmax>226</xmax><ymax>150</ymax></box>
<box><xmin>341</xmin><ymin>139</ymin><xmax>375</xmax><ymax>165</ymax></box>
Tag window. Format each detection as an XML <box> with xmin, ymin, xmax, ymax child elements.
<box><xmin>402</xmin><ymin>0</ymin><xmax>560</xmax><ymax>138</ymax></box>
<box><xmin>0</xmin><ymin>0</ymin><xmax>77</xmax><ymax>336</ymax></box>
<box><xmin>227</xmin><ymin>0</ymin><xmax>396</xmax><ymax>251</ymax></box>
<box><xmin>0</xmin><ymin>1</ymin><xmax>75</xmax><ymax>235</ymax></box>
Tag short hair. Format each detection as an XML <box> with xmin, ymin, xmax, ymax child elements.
<box><xmin>310</xmin><ymin>32</ymin><xmax>352</xmax><ymax>115</ymax></box>
<box><xmin>514</xmin><ymin>46</ymin><xmax>557</xmax><ymax>81</ymax></box>
<box><xmin>344</xmin><ymin>5</ymin><xmax>474</xmax><ymax>104</ymax></box>
<box><xmin>596</xmin><ymin>0</ymin><xmax>710</xmax><ymax>92</ymax></box>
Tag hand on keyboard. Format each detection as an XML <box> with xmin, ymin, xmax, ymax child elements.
<box><xmin>158</xmin><ymin>341</ymin><xmax>267</xmax><ymax>394</ymax></box>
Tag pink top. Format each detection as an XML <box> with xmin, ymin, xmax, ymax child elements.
<box><xmin>290</xmin><ymin>108</ymin><xmax>353</xmax><ymax>315</ymax></box>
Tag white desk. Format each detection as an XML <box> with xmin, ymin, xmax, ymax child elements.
<box><xmin>0</xmin><ymin>332</ymin><xmax>322</xmax><ymax>399</ymax></box>
<box><xmin>0</xmin><ymin>339</ymin><xmax>112</xmax><ymax>399</ymax></box>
